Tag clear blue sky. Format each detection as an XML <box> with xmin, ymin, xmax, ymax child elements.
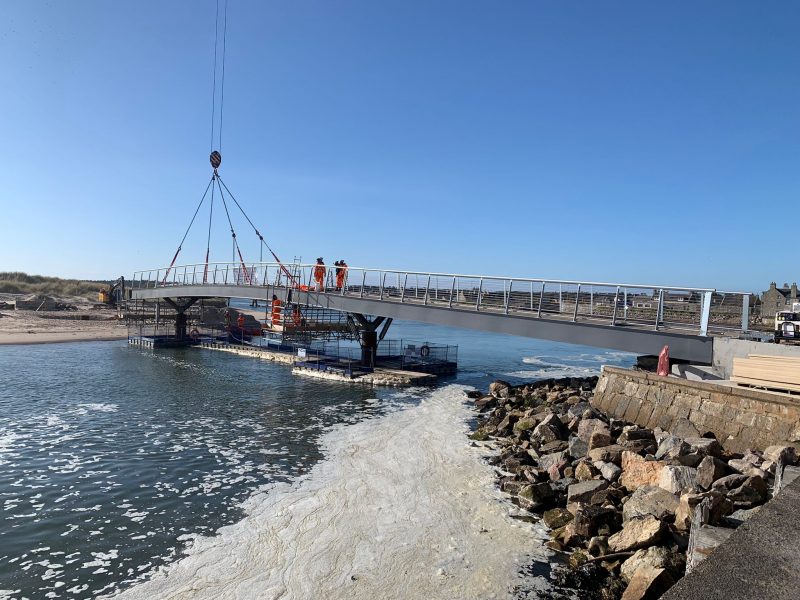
<box><xmin>1</xmin><ymin>1</ymin><xmax>797</xmax><ymax>291</ymax></box>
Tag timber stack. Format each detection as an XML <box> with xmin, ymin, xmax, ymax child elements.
<box><xmin>467</xmin><ymin>375</ymin><xmax>797</xmax><ymax>600</ymax></box>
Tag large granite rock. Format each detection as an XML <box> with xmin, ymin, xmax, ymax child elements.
<box><xmin>517</xmin><ymin>483</ymin><xmax>555</xmax><ymax>511</ymax></box>
<box><xmin>658</xmin><ymin>465</ymin><xmax>697</xmax><ymax>495</ymax></box>
<box><xmin>655</xmin><ymin>435</ymin><xmax>690</xmax><ymax>460</ymax></box>
<box><xmin>620</xmin><ymin>565</ymin><xmax>675</xmax><ymax>600</ymax></box>
<box><xmin>587</xmin><ymin>444</ymin><xmax>625</xmax><ymax>465</ymax></box>
<box><xmin>608</xmin><ymin>515</ymin><xmax>667</xmax><ymax>552</ymax></box>
<box><xmin>567</xmin><ymin>479</ymin><xmax>609</xmax><ymax>504</ymax></box>
<box><xmin>620</xmin><ymin>545</ymin><xmax>686</xmax><ymax>584</ymax></box>
<box><xmin>696</xmin><ymin>456</ymin><xmax>728</xmax><ymax>490</ymax></box>
<box><xmin>622</xmin><ymin>485</ymin><xmax>680</xmax><ymax>523</ymax></box>
<box><xmin>670</xmin><ymin>419</ymin><xmax>700</xmax><ymax>439</ymax></box>
<box><xmin>490</xmin><ymin>380</ymin><xmax>512</xmax><ymax>399</ymax></box>
<box><xmin>620</xmin><ymin>451</ymin><xmax>666</xmax><ymax>492</ymax></box>
<box><xmin>568</xmin><ymin>436</ymin><xmax>589</xmax><ymax>460</ymax></box>
<box><xmin>578</xmin><ymin>419</ymin><xmax>611</xmax><ymax>444</ymax></box>
<box><xmin>542</xmin><ymin>507</ymin><xmax>573</xmax><ymax>529</ymax></box>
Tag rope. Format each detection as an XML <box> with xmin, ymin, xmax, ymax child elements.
<box><xmin>210</xmin><ymin>0</ymin><xmax>219</xmax><ymax>152</ymax></box>
<box><xmin>203</xmin><ymin>175</ymin><xmax>216</xmax><ymax>283</ymax></box>
<box><xmin>216</xmin><ymin>175</ymin><xmax>298</xmax><ymax>284</ymax></box>
<box><xmin>215</xmin><ymin>177</ymin><xmax>250</xmax><ymax>283</ymax></box>
<box><xmin>219</xmin><ymin>0</ymin><xmax>228</xmax><ymax>152</ymax></box>
<box><xmin>162</xmin><ymin>176</ymin><xmax>215</xmax><ymax>285</ymax></box>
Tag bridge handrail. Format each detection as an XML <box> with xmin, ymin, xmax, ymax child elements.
<box><xmin>130</xmin><ymin>262</ymin><xmax>754</xmax><ymax>337</ymax></box>
<box><xmin>131</xmin><ymin>261</ymin><xmax>729</xmax><ymax>294</ymax></box>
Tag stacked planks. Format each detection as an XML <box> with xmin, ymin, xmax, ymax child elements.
<box><xmin>732</xmin><ymin>354</ymin><xmax>800</xmax><ymax>393</ymax></box>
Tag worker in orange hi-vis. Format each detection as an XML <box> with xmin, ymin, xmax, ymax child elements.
<box><xmin>237</xmin><ymin>313</ymin><xmax>245</xmax><ymax>329</ymax></box>
<box><xmin>271</xmin><ymin>294</ymin><xmax>282</xmax><ymax>326</ymax></box>
<box><xmin>336</xmin><ymin>259</ymin><xmax>347</xmax><ymax>290</ymax></box>
<box><xmin>657</xmin><ymin>345</ymin><xmax>669</xmax><ymax>376</ymax></box>
<box><xmin>314</xmin><ymin>258</ymin><xmax>326</xmax><ymax>292</ymax></box>
<box><xmin>292</xmin><ymin>305</ymin><xmax>302</xmax><ymax>327</ymax></box>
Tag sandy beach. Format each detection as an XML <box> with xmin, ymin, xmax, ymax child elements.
<box><xmin>0</xmin><ymin>308</ymin><xmax>127</xmax><ymax>345</ymax></box>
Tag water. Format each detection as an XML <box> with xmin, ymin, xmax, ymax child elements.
<box><xmin>0</xmin><ymin>320</ymin><xmax>635</xmax><ymax>599</ymax></box>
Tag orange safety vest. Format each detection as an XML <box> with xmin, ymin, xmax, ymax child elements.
<box><xmin>314</xmin><ymin>265</ymin><xmax>326</xmax><ymax>280</ymax></box>
<box><xmin>237</xmin><ymin>315</ymin><xmax>245</xmax><ymax>327</ymax></box>
<box><xmin>336</xmin><ymin>263</ymin><xmax>347</xmax><ymax>287</ymax></box>
<box><xmin>272</xmin><ymin>299</ymin><xmax>282</xmax><ymax>324</ymax></box>
<box><xmin>293</xmin><ymin>308</ymin><xmax>301</xmax><ymax>326</ymax></box>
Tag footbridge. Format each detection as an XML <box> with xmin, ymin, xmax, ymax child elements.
<box><xmin>129</xmin><ymin>262</ymin><xmax>752</xmax><ymax>364</ymax></box>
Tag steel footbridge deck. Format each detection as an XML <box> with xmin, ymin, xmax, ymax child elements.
<box><xmin>130</xmin><ymin>262</ymin><xmax>752</xmax><ymax>363</ymax></box>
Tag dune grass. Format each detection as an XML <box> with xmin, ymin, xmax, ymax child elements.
<box><xmin>0</xmin><ymin>272</ymin><xmax>111</xmax><ymax>298</ymax></box>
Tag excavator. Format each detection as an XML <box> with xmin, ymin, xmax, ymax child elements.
<box><xmin>99</xmin><ymin>276</ymin><xmax>126</xmax><ymax>307</ymax></box>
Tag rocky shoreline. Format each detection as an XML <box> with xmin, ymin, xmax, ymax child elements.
<box><xmin>466</xmin><ymin>375</ymin><xmax>797</xmax><ymax>600</ymax></box>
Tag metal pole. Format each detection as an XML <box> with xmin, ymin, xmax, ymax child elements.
<box><xmin>476</xmin><ymin>278</ymin><xmax>483</xmax><ymax>311</ymax></box>
<box><xmin>700</xmin><ymin>291</ymin><xmax>712</xmax><ymax>336</ymax></box>
<box><xmin>590</xmin><ymin>285</ymin><xmax>594</xmax><ymax>316</ymax></box>
<box><xmin>424</xmin><ymin>275</ymin><xmax>431</xmax><ymax>306</ymax></box>
<box><xmin>741</xmin><ymin>294</ymin><xmax>749</xmax><ymax>332</ymax></box>
<box><xmin>505</xmin><ymin>280</ymin><xmax>512</xmax><ymax>314</ymax></box>
<box><xmin>612</xmin><ymin>286</ymin><xmax>620</xmax><ymax>326</ymax></box>
<box><xmin>624</xmin><ymin>288</ymin><xmax>628</xmax><ymax>322</ymax></box>
<box><xmin>360</xmin><ymin>271</ymin><xmax>366</xmax><ymax>298</ymax></box>
<box><xmin>401</xmin><ymin>274</ymin><xmax>407</xmax><ymax>302</ymax></box>
<box><xmin>559</xmin><ymin>284</ymin><xmax>562</xmax><ymax>313</ymax></box>
<box><xmin>573</xmin><ymin>284</ymin><xmax>581</xmax><ymax>322</ymax></box>
<box><xmin>449</xmin><ymin>277</ymin><xmax>455</xmax><ymax>308</ymax></box>
<box><xmin>538</xmin><ymin>282</ymin><xmax>545</xmax><ymax>317</ymax></box>
<box><xmin>654</xmin><ymin>289</ymin><xmax>664</xmax><ymax>331</ymax></box>
<box><xmin>530</xmin><ymin>281</ymin><xmax>533</xmax><ymax>311</ymax></box>
<box><xmin>380</xmin><ymin>272</ymin><xmax>386</xmax><ymax>300</ymax></box>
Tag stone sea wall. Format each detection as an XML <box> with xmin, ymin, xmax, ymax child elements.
<box><xmin>591</xmin><ymin>366</ymin><xmax>800</xmax><ymax>453</ymax></box>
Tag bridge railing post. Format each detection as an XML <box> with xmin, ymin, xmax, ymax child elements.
<box><xmin>476</xmin><ymin>278</ymin><xmax>483</xmax><ymax>311</ymax></box>
<box><xmin>573</xmin><ymin>284</ymin><xmax>581</xmax><ymax>322</ymax></box>
<box><xmin>741</xmin><ymin>294</ymin><xmax>749</xmax><ymax>332</ymax></box>
<box><xmin>505</xmin><ymin>280</ymin><xmax>512</xmax><ymax>314</ymax></box>
<box><xmin>449</xmin><ymin>277</ymin><xmax>455</xmax><ymax>308</ymax></box>
<box><xmin>700</xmin><ymin>291</ymin><xmax>712</xmax><ymax>336</ymax></box>
<box><xmin>612</xmin><ymin>286</ymin><xmax>620</xmax><ymax>326</ymax></box>
<box><xmin>538</xmin><ymin>282</ymin><xmax>545</xmax><ymax>317</ymax></box>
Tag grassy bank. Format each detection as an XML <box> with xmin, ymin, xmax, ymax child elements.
<box><xmin>0</xmin><ymin>272</ymin><xmax>110</xmax><ymax>298</ymax></box>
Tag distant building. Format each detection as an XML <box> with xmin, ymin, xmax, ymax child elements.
<box><xmin>761</xmin><ymin>282</ymin><xmax>799</xmax><ymax>320</ymax></box>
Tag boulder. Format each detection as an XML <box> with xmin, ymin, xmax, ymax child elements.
<box><xmin>727</xmin><ymin>475</ymin><xmax>768</xmax><ymax>508</ymax></box>
<box><xmin>595</xmin><ymin>460</ymin><xmax>622</xmax><ymax>482</ymax></box>
<box><xmin>548</xmin><ymin>461</ymin><xmax>568</xmax><ymax>482</ymax></box>
<box><xmin>588</xmin><ymin>444</ymin><xmax>625</xmax><ymax>465</ymax></box>
<box><xmin>533</xmin><ymin>423</ymin><xmax>562</xmax><ymax>444</ymax></box>
<box><xmin>589</xmin><ymin>432</ymin><xmax>617</xmax><ymax>450</ymax></box>
<box><xmin>671</xmin><ymin>419</ymin><xmax>700</xmax><ymax>439</ymax></box>
<box><xmin>620</xmin><ymin>565</ymin><xmax>675</xmax><ymax>600</ymax></box>
<box><xmin>620</xmin><ymin>452</ymin><xmax>666</xmax><ymax>492</ymax></box>
<box><xmin>575</xmin><ymin>461</ymin><xmax>600</xmax><ymax>482</ymax></box>
<box><xmin>578</xmin><ymin>419</ymin><xmax>611</xmax><ymax>444</ymax></box>
<box><xmin>622</xmin><ymin>485</ymin><xmax>680</xmax><ymax>523</ymax></box>
<box><xmin>658</xmin><ymin>466</ymin><xmax>697</xmax><ymax>495</ymax></box>
<box><xmin>674</xmin><ymin>492</ymin><xmax>731</xmax><ymax>531</ymax></box>
<box><xmin>539</xmin><ymin>440</ymin><xmax>569</xmax><ymax>454</ymax></box>
<box><xmin>513</xmin><ymin>417</ymin><xmax>537</xmax><ymax>433</ymax></box>
<box><xmin>567</xmin><ymin>479</ymin><xmax>609</xmax><ymax>504</ymax></box>
<box><xmin>568</xmin><ymin>402</ymin><xmax>593</xmax><ymax>419</ymax></box>
<box><xmin>711</xmin><ymin>474</ymin><xmax>749</xmax><ymax>493</ymax></box>
<box><xmin>669</xmin><ymin>452</ymin><xmax>704</xmax><ymax>468</ymax></box>
<box><xmin>685</xmin><ymin>437</ymin><xmax>722</xmax><ymax>459</ymax></box>
<box><xmin>696</xmin><ymin>456</ymin><xmax>728</xmax><ymax>490</ymax></box>
<box><xmin>474</xmin><ymin>395</ymin><xmax>496</xmax><ymax>411</ymax></box>
<box><xmin>496</xmin><ymin>413</ymin><xmax>518</xmax><ymax>432</ymax></box>
<box><xmin>568</xmin><ymin>436</ymin><xmax>589</xmax><ymax>460</ymax></box>
<box><xmin>764</xmin><ymin>445</ymin><xmax>796</xmax><ymax>464</ymax></box>
<box><xmin>538</xmin><ymin>450</ymin><xmax>569</xmax><ymax>472</ymax></box>
<box><xmin>489</xmin><ymin>380</ymin><xmax>512</xmax><ymax>399</ymax></box>
<box><xmin>618</xmin><ymin>426</ymin><xmax>655</xmax><ymax>443</ymax></box>
<box><xmin>655</xmin><ymin>436</ymin><xmax>690</xmax><ymax>460</ymax></box>
<box><xmin>608</xmin><ymin>515</ymin><xmax>667</xmax><ymax>552</ymax></box>
<box><xmin>517</xmin><ymin>483</ymin><xmax>555</xmax><ymax>511</ymax></box>
<box><xmin>542</xmin><ymin>507</ymin><xmax>574</xmax><ymax>529</ymax></box>
<box><xmin>563</xmin><ymin>505</ymin><xmax>617</xmax><ymax>546</ymax></box>
<box><xmin>620</xmin><ymin>546</ymin><xmax>686</xmax><ymax>583</ymax></box>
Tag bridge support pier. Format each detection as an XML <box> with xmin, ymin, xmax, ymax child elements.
<box><xmin>352</xmin><ymin>314</ymin><xmax>392</xmax><ymax>368</ymax></box>
<box><xmin>164</xmin><ymin>298</ymin><xmax>199</xmax><ymax>340</ymax></box>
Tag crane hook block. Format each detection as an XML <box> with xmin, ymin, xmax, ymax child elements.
<box><xmin>210</xmin><ymin>151</ymin><xmax>222</xmax><ymax>169</ymax></box>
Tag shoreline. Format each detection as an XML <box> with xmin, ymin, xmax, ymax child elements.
<box><xmin>468</xmin><ymin>374</ymin><xmax>794</xmax><ymax>600</ymax></box>
<box><xmin>0</xmin><ymin>331</ymin><xmax>127</xmax><ymax>345</ymax></box>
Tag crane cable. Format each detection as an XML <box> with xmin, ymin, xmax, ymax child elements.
<box><xmin>161</xmin><ymin>176</ymin><xmax>215</xmax><ymax>285</ymax></box>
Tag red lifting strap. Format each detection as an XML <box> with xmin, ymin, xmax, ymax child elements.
<box><xmin>162</xmin><ymin>247</ymin><xmax>182</xmax><ymax>285</ymax></box>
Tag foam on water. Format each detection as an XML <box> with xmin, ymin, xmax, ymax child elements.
<box><xmin>111</xmin><ymin>385</ymin><xmax>551</xmax><ymax>600</ymax></box>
